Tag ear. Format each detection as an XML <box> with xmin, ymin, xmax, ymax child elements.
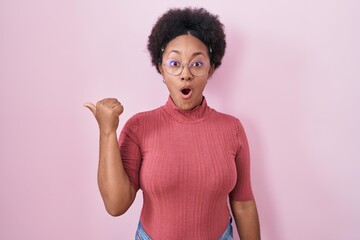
<box><xmin>208</xmin><ymin>65</ymin><xmax>215</xmax><ymax>78</ymax></box>
<box><xmin>158</xmin><ymin>63</ymin><xmax>166</xmax><ymax>75</ymax></box>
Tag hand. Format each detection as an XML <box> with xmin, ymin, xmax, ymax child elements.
<box><xmin>84</xmin><ymin>98</ymin><xmax>124</xmax><ymax>134</ymax></box>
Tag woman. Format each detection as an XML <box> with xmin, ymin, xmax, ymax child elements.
<box><xmin>85</xmin><ymin>7</ymin><xmax>260</xmax><ymax>240</ymax></box>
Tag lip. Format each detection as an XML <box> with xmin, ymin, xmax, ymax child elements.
<box><xmin>180</xmin><ymin>86</ymin><xmax>193</xmax><ymax>99</ymax></box>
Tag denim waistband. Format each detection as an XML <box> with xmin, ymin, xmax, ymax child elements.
<box><xmin>135</xmin><ymin>221</ymin><xmax>152</xmax><ymax>240</ymax></box>
<box><xmin>218</xmin><ymin>217</ymin><xmax>233</xmax><ymax>240</ymax></box>
<box><xmin>135</xmin><ymin>218</ymin><xmax>233</xmax><ymax>240</ymax></box>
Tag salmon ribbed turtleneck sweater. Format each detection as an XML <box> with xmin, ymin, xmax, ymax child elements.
<box><xmin>119</xmin><ymin>97</ymin><xmax>254</xmax><ymax>240</ymax></box>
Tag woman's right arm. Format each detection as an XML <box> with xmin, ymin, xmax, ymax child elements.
<box><xmin>84</xmin><ymin>98</ymin><xmax>136</xmax><ymax>216</ymax></box>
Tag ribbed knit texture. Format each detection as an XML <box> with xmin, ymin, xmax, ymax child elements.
<box><xmin>119</xmin><ymin>97</ymin><xmax>254</xmax><ymax>240</ymax></box>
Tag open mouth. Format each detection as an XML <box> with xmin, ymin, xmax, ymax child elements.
<box><xmin>181</xmin><ymin>88</ymin><xmax>191</xmax><ymax>95</ymax></box>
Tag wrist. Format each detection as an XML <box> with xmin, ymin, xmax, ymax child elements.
<box><xmin>99</xmin><ymin>129</ymin><xmax>117</xmax><ymax>138</ymax></box>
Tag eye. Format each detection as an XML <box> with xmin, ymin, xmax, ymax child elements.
<box><xmin>191</xmin><ymin>61</ymin><xmax>204</xmax><ymax>68</ymax></box>
<box><xmin>167</xmin><ymin>60</ymin><xmax>181</xmax><ymax>67</ymax></box>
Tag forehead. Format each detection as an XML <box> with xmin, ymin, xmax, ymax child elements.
<box><xmin>164</xmin><ymin>34</ymin><xmax>209</xmax><ymax>57</ymax></box>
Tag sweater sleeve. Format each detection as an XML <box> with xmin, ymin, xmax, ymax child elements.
<box><xmin>229</xmin><ymin>120</ymin><xmax>254</xmax><ymax>201</ymax></box>
<box><xmin>119</xmin><ymin>116</ymin><xmax>142</xmax><ymax>192</ymax></box>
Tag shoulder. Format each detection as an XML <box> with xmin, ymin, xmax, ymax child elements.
<box><xmin>128</xmin><ymin>106</ymin><xmax>162</xmax><ymax>122</ymax></box>
<box><xmin>122</xmin><ymin>106</ymin><xmax>163</xmax><ymax>131</ymax></box>
<box><xmin>208</xmin><ymin>108</ymin><xmax>248</xmax><ymax>136</ymax></box>
<box><xmin>210</xmin><ymin>108</ymin><xmax>241</xmax><ymax>125</ymax></box>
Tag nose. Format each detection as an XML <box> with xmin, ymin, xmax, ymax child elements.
<box><xmin>180</xmin><ymin>64</ymin><xmax>193</xmax><ymax>81</ymax></box>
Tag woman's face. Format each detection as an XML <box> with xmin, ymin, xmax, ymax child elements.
<box><xmin>159</xmin><ymin>34</ymin><xmax>213</xmax><ymax>110</ymax></box>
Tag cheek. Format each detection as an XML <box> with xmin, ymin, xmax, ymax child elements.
<box><xmin>164</xmin><ymin>77</ymin><xmax>178</xmax><ymax>90</ymax></box>
<box><xmin>199</xmin><ymin>77</ymin><xmax>209</xmax><ymax>88</ymax></box>
<box><xmin>194</xmin><ymin>80</ymin><xmax>208</xmax><ymax>94</ymax></box>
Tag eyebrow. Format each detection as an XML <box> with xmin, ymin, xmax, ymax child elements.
<box><xmin>168</xmin><ymin>50</ymin><xmax>206</xmax><ymax>57</ymax></box>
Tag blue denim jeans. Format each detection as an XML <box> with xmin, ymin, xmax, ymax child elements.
<box><xmin>135</xmin><ymin>218</ymin><xmax>233</xmax><ymax>240</ymax></box>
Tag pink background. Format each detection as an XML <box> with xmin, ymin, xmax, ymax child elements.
<box><xmin>1</xmin><ymin>0</ymin><xmax>359</xmax><ymax>239</ymax></box>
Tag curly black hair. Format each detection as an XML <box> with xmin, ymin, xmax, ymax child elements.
<box><xmin>147</xmin><ymin>7</ymin><xmax>226</xmax><ymax>74</ymax></box>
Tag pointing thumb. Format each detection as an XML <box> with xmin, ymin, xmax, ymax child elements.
<box><xmin>83</xmin><ymin>102</ymin><xmax>96</xmax><ymax>115</ymax></box>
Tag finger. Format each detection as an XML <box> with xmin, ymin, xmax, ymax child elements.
<box><xmin>83</xmin><ymin>102</ymin><xmax>96</xmax><ymax>115</ymax></box>
<box><xmin>110</xmin><ymin>99</ymin><xmax>121</xmax><ymax>107</ymax></box>
<box><xmin>101</xmin><ymin>98</ymin><xmax>118</xmax><ymax>105</ymax></box>
<box><xmin>113</xmin><ymin>104</ymin><xmax>124</xmax><ymax>115</ymax></box>
<box><xmin>112</xmin><ymin>102</ymin><xmax>122</xmax><ymax>108</ymax></box>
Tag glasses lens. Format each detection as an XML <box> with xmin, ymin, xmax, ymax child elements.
<box><xmin>189</xmin><ymin>60</ymin><xmax>209</xmax><ymax>76</ymax></box>
<box><xmin>164</xmin><ymin>60</ymin><xmax>182</xmax><ymax>75</ymax></box>
<box><xmin>163</xmin><ymin>60</ymin><xmax>210</xmax><ymax>76</ymax></box>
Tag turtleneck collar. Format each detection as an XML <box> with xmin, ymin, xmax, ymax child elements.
<box><xmin>162</xmin><ymin>96</ymin><xmax>212</xmax><ymax>124</ymax></box>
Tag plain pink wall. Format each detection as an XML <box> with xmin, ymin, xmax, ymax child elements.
<box><xmin>1</xmin><ymin>0</ymin><xmax>359</xmax><ymax>239</ymax></box>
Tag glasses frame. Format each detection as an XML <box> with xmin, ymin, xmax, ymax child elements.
<box><xmin>162</xmin><ymin>60</ymin><xmax>211</xmax><ymax>77</ymax></box>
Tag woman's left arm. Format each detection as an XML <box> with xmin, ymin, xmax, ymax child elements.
<box><xmin>230</xmin><ymin>200</ymin><xmax>261</xmax><ymax>240</ymax></box>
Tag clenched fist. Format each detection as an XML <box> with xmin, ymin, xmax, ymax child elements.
<box><xmin>84</xmin><ymin>98</ymin><xmax>124</xmax><ymax>134</ymax></box>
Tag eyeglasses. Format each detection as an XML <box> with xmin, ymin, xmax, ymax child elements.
<box><xmin>162</xmin><ymin>59</ymin><xmax>211</xmax><ymax>77</ymax></box>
